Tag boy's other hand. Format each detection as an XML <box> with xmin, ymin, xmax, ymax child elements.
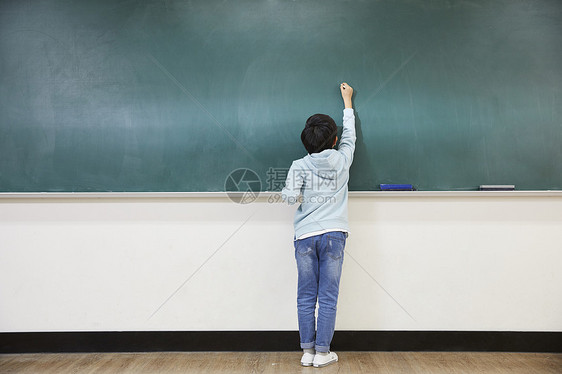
<box><xmin>340</xmin><ymin>82</ymin><xmax>353</xmax><ymax>108</ymax></box>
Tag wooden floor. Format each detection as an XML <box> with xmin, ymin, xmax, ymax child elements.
<box><xmin>1</xmin><ymin>352</ymin><xmax>561</xmax><ymax>373</ymax></box>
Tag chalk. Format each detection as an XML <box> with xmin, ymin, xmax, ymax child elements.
<box><xmin>479</xmin><ymin>185</ymin><xmax>515</xmax><ymax>191</ymax></box>
<box><xmin>380</xmin><ymin>184</ymin><xmax>416</xmax><ymax>191</ymax></box>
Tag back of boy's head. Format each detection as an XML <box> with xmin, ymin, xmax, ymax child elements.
<box><xmin>301</xmin><ymin>114</ymin><xmax>337</xmax><ymax>154</ymax></box>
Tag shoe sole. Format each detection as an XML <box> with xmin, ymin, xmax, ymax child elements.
<box><xmin>301</xmin><ymin>362</ymin><xmax>313</xmax><ymax>367</ymax></box>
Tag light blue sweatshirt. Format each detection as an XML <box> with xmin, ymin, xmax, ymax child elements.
<box><xmin>282</xmin><ymin>108</ymin><xmax>356</xmax><ymax>239</ymax></box>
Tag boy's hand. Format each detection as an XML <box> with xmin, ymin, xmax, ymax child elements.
<box><xmin>340</xmin><ymin>82</ymin><xmax>353</xmax><ymax>109</ymax></box>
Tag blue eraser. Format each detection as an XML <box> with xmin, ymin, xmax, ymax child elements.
<box><xmin>380</xmin><ymin>184</ymin><xmax>415</xmax><ymax>191</ymax></box>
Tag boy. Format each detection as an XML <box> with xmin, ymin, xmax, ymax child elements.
<box><xmin>282</xmin><ymin>82</ymin><xmax>355</xmax><ymax>367</ymax></box>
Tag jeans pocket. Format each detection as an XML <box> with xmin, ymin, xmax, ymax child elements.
<box><xmin>295</xmin><ymin>239</ymin><xmax>314</xmax><ymax>257</ymax></box>
<box><xmin>326</xmin><ymin>233</ymin><xmax>346</xmax><ymax>260</ymax></box>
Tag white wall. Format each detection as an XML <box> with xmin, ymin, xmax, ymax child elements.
<box><xmin>1</xmin><ymin>194</ymin><xmax>561</xmax><ymax>332</ymax></box>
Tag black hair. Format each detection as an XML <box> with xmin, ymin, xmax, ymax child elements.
<box><xmin>301</xmin><ymin>114</ymin><xmax>337</xmax><ymax>154</ymax></box>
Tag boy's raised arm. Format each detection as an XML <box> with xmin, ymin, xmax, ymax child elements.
<box><xmin>338</xmin><ymin>82</ymin><xmax>356</xmax><ymax>167</ymax></box>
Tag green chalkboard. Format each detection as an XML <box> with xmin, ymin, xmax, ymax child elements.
<box><xmin>1</xmin><ymin>0</ymin><xmax>561</xmax><ymax>192</ymax></box>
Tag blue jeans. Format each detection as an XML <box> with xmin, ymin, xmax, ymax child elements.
<box><xmin>294</xmin><ymin>231</ymin><xmax>346</xmax><ymax>353</ymax></box>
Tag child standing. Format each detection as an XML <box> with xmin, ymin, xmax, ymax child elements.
<box><xmin>282</xmin><ymin>83</ymin><xmax>355</xmax><ymax>367</ymax></box>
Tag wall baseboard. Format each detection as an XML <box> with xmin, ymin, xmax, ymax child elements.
<box><xmin>1</xmin><ymin>331</ymin><xmax>561</xmax><ymax>353</ymax></box>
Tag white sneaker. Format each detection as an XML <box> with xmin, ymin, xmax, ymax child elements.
<box><xmin>301</xmin><ymin>352</ymin><xmax>315</xmax><ymax>366</ymax></box>
<box><xmin>313</xmin><ymin>351</ymin><xmax>338</xmax><ymax>368</ymax></box>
